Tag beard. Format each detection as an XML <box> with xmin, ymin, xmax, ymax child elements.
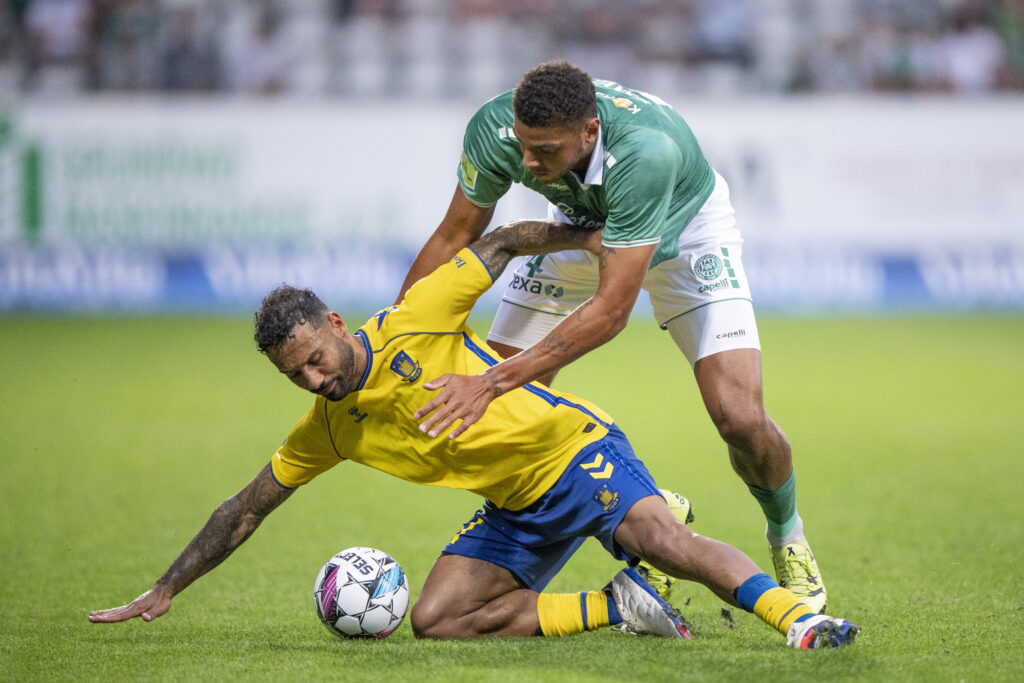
<box><xmin>319</xmin><ymin>335</ymin><xmax>357</xmax><ymax>401</ymax></box>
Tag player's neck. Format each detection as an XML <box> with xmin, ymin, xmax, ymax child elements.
<box><xmin>571</xmin><ymin>156</ymin><xmax>591</xmax><ymax>178</ymax></box>
<box><xmin>572</xmin><ymin>140</ymin><xmax>597</xmax><ymax>178</ymax></box>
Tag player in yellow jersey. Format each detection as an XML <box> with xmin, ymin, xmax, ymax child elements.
<box><xmin>89</xmin><ymin>220</ymin><xmax>859</xmax><ymax>649</ymax></box>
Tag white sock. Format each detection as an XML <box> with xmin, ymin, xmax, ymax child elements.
<box><xmin>766</xmin><ymin>516</ymin><xmax>805</xmax><ymax>548</ymax></box>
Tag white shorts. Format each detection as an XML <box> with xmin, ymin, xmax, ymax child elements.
<box><xmin>488</xmin><ymin>171</ymin><xmax>761</xmax><ymax>366</ymax></box>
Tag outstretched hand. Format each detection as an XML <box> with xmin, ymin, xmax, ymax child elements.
<box><xmin>414</xmin><ymin>372</ymin><xmax>500</xmax><ymax>439</ymax></box>
<box><xmin>89</xmin><ymin>585</ymin><xmax>173</xmax><ymax>624</ymax></box>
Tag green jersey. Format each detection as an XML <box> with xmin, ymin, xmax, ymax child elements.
<box><xmin>457</xmin><ymin>79</ymin><xmax>716</xmax><ymax>268</ymax></box>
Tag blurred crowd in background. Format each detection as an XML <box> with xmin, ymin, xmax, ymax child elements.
<box><xmin>2</xmin><ymin>0</ymin><xmax>1023</xmax><ymax>99</ymax></box>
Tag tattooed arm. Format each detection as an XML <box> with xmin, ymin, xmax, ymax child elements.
<box><xmin>89</xmin><ymin>463</ymin><xmax>294</xmax><ymax>623</ymax></box>
<box><xmin>415</xmin><ymin>233</ymin><xmax>657</xmax><ymax>440</ymax></box>
<box><xmin>469</xmin><ymin>219</ymin><xmax>603</xmax><ymax>280</ymax></box>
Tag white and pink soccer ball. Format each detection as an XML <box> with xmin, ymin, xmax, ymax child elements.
<box><xmin>313</xmin><ymin>547</ymin><xmax>409</xmax><ymax>639</ymax></box>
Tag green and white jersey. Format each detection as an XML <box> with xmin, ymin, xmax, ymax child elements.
<box><xmin>457</xmin><ymin>79</ymin><xmax>716</xmax><ymax>268</ymax></box>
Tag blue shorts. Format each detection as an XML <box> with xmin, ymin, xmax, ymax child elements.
<box><xmin>441</xmin><ymin>426</ymin><xmax>660</xmax><ymax>591</ymax></box>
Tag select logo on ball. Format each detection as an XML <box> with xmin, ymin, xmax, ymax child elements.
<box><xmin>313</xmin><ymin>546</ymin><xmax>409</xmax><ymax>640</ymax></box>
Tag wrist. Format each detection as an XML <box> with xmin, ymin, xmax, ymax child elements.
<box><xmin>481</xmin><ymin>358</ymin><xmax>527</xmax><ymax>396</ymax></box>
<box><xmin>155</xmin><ymin>575</ymin><xmax>186</xmax><ymax>597</ymax></box>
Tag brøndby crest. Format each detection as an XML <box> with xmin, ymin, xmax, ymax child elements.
<box><xmin>389</xmin><ymin>350</ymin><xmax>422</xmax><ymax>383</ymax></box>
<box><xmin>594</xmin><ymin>483</ymin><xmax>620</xmax><ymax>512</ymax></box>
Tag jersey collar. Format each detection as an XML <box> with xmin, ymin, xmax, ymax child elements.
<box><xmin>578</xmin><ymin>119</ymin><xmax>605</xmax><ymax>188</ymax></box>
<box><xmin>353</xmin><ymin>329</ymin><xmax>372</xmax><ymax>391</ymax></box>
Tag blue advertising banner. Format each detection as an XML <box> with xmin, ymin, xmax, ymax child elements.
<box><xmin>2</xmin><ymin>245</ymin><xmax>1021</xmax><ymax>313</ymax></box>
<box><xmin>2</xmin><ymin>98</ymin><xmax>1022</xmax><ymax>314</ymax></box>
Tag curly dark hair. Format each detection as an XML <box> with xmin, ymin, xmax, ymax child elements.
<box><xmin>514</xmin><ymin>60</ymin><xmax>596</xmax><ymax>129</ymax></box>
<box><xmin>254</xmin><ymin>285</ymin><xmax>330</xmax><ymax>355</ymax></box>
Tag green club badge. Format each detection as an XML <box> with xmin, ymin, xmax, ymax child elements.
<box><xmin>694</xmin><ymin>253</ymin><xmax>724</xmax><ymax>281</ymax></box>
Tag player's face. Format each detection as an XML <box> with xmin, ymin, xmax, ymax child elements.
<box><xmin>513</xmin><ymin>117</ymin><xmax>599</xmax><ymax>184</ymax></box>
<box><xmin>268</xmin><ymin>313</ymin><xmax>356</xmax><ymax>402</ymax></box>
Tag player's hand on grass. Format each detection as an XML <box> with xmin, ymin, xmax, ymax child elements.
<box><xmin>415</xmin><ymin>372</ymin><xmax>499</xmax><ymax>439</ymax></box>
<box><xmin>89</xmin><ymin>585</ymin><xmax>173</xmax><ymax>623</ymax></box>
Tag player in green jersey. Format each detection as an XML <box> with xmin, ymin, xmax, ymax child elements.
<box><xmin>401</xmin><ymin>60</ymin><xmax>827</xmax><ymax>613</ymax></box>
<box><xmin>89</xmin><ymin>219</ymin><xmax>857</xmax><ymax>649</ymax></box>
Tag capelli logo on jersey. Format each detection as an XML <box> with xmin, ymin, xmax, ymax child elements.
<box><xmin>389</xmin><ymin>350</ymin><xmax>422</xmax><ymax>383</ymax></box>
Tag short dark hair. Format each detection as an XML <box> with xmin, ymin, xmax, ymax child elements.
<box><xmin>254</xmin><ymin>285</ymin><xmax>330</xmax><ymax>355</ymax></box>
<box><xmin>514</xmin><ymin>60</ymin><xmax>597</xmax><ymax>129</ymax></box>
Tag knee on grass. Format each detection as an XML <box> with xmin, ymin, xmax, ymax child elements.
<box><xmin>410</xmin><ymin>597</ymin><xmax>459</xmax><ymax>639</ymax></box>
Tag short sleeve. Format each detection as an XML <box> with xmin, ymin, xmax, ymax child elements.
<box><xmin>601</xmin><ymin>131</ymin><xmax>678</xmax><ymax>250</ymax></box>
<box><xmin>271</xmin><ymin>401</ymin><xmax>343</xmax><ymax>488</ymax></box>
<box><xmin>457</xmin><ymin>95</ymin><xmax>517</xmax><ymax>206</ymax></box>
<box><xmin>397</xmin><ymin>248</ymin><xmax>495</xmax><ymax>332</ymax></box>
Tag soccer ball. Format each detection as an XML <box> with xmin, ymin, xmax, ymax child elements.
<box><xmin>313</xmin><ymin>546</ymin><xmax>409</xmax><ymax>639</ymax></box>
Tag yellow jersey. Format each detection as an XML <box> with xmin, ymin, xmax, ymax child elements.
<box><xmin>271</xmin><ymin>248</ymin><xmax>612</xmax><ymax>510</ymax></box>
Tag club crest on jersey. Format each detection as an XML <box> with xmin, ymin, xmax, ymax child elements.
<box><xmin>389</xmin><ymin>350</ymin><xmax>422</xmax><ymax>383</ymax></box>
<box><xmin>694</xmin><ymin>253</ymin><xmax>724</xmax><ymax>281</ymax></box>
<box><xmin>594</xmin><ymin>483</ymin><xmax>620</xmax><ymax>512</ymax></box>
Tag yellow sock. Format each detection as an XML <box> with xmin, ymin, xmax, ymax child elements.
<box><xmin>537</xmin><ymin>592</ymin><xmax>613</xmax><ymax>636</ymax></box>
<box><xmin>753</xmin><ymin>587</ymin><xmax>815</xmax><ymax>635</ymax></box>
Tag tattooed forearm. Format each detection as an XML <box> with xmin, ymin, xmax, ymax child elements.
<box><xmin>155</xmin><ymin>464</ymin><xmax>293</xmax><ymax>594</ymax></box>
<box><xmin>483</xmin><ymin>367</ymin><xmax>504</xmax><ymax>398</ymax></box>
<box><xmin>471</xmin><ymin>220</ymin><xmax>597</xmax><ymax>279</ymax></box>
<box><xmin>536</xmin><ymin>332</ymin><xmax>576</xmax><ymax>361</ymax></box>
<box><xmin>574</xmin><ymin>299</ymin><xmax>594</xmax><ymax>323</ymax></box>
<box><xmin>597</xmin><ymin>245</ymin><xmax>615</xmax><ymax>271</ymax></box>
<box><xmin>156</xmin><ymin>498</ymin><xmax>239</xmax><ymax>592</ymax></box>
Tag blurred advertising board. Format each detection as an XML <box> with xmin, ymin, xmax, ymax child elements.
<box><xmin>1</xmin><ymin>97</ymin><xmax>1022</xmax><ymax>312</ymax></box>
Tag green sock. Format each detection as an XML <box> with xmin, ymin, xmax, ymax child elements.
<box><xmin>748</xmin><ymin>471</ymin><xmax>799</xmax><ymax>541</ymax></box>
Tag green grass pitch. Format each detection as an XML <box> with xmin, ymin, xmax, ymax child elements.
<box><xmin>1</xmin><ymin>313</ymin><xmax>1022</xmax><ymax>681</ymax></box>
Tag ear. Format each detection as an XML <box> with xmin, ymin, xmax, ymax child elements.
<box><xmin>327</xmin><ymin>311</ymin><xmax>348</xmax><ymax>337</ymax></box>
<box><xmin>582</xmin><ymin>117</ymin><xmax>600</xmax><ymax>143</ymax></box>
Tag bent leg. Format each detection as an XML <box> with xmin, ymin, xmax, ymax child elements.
<box><xmin>412</xmin><ymin>554</ymin><xmax>621</xmax><ymax>639</ymax></box>
<box><xmin>614</xmin><ymin>496</ymin><xmax>821</xmax><ymax>641</ymax></box>
<box><xmin>411</xmin><ymin>554</ymin><xmax>539</xmax><ymax>638</ymax></box>
<box><xmin>614</xmin><ymin>495</ymin><xmax>760</xmax><ymax>605</ymax></box>
<box><xmin>693</xmin><ymin>347</ymin><xmax>793</xmax><ymax>491</ymax></box>
<box><xmin>695</xmin><ymin>350</ymin><xmax>828</xmax><ymax>611</ymax></box>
